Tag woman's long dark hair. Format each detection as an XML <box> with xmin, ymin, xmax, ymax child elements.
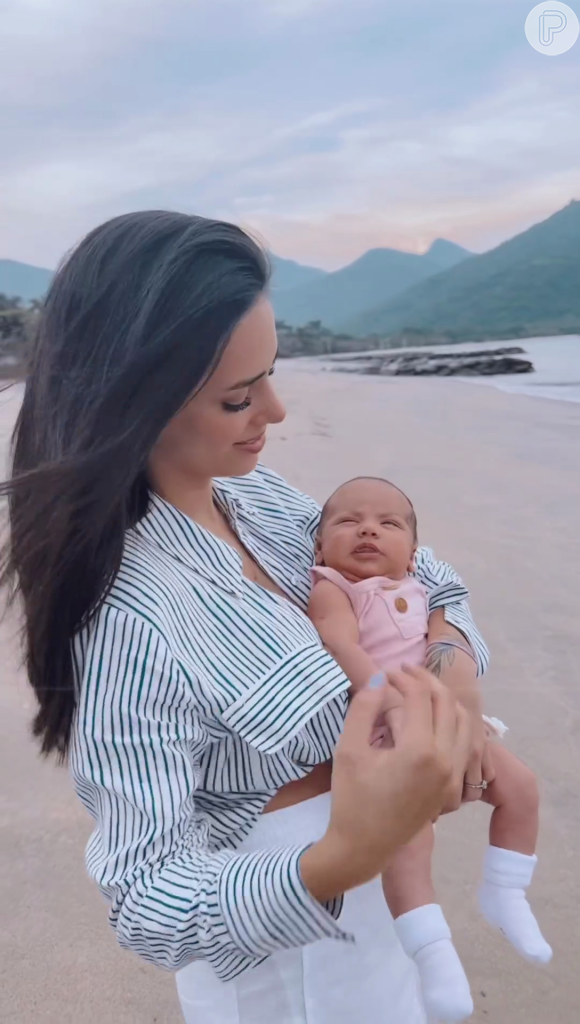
<box><xmin>0</xmin><ymin>211</ymin><xmax>269</xmax><ymax>761</ymax></box>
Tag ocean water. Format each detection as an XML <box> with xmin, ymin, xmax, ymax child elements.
<box><xmin>460</xmin><ymin>335</ymin><xmax>580</xmax><ymax>404</ymax></box>
<box><xmin>319</xmin><ymin>334</ymin><xmax>580</xmax><ymax>405</ymax></box>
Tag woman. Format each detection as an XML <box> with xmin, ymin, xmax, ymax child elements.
<box><xmin>1</xmin><ymin>211</ymin><xmax>485</xmax><ymax>1024</ymax></box>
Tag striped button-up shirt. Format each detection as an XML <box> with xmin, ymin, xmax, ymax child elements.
<box><xmin>70</xmin><ymin>464</ymin><xmax>488</xmax><ymax>981</ymax></box>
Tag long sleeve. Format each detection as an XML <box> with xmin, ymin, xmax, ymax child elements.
<box><xmin>414</xmin><ymin>547</ymin><xmax>489</xmax><ymax>676</ymax></box>
<box><xmin>70</xmin><ymin>607</ymin><xmax>347</xmax><ymax>980</ymax></box>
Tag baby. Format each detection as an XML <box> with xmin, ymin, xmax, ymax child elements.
<box><xmin>308</xmin><ymin>476</ymin><xmax>552</xmax><ymax>1024</ymax></box>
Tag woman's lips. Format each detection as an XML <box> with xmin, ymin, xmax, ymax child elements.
<box><xmin>235</xmin><ymin>433</ymin><xmax>266</xmax><ymax>454</ymax></box>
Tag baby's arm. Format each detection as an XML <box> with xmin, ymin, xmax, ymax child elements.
<box><xmin>309</xmin><ymin>579</ymin><xmax>403</xmax><ymax>742</ymax></box>
<box><xmin>308</xmin><ymin>579</ymin><xmax>380</xmax><ymax>693</ymax></box>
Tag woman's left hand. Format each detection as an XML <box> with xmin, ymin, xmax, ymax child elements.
<box><xmin>462</xmin><ymin>722</ymin><xmax>495</xmax><ymax>802</ymax></box>
<box><xmin>439</xmin><ymin>716</ymin><xmax>493</xmax><ymax>812</ymax></box>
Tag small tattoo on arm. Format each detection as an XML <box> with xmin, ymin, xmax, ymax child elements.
<box><xmin>425</xmin><ymin>643</ymin><xmax>456</xmax><ymax>679</ymax></box>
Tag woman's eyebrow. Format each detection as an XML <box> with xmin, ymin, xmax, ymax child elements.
<box><xmin>226</xmin><ymin>370</ymin><xmax>266</xmax><ymax>392</ymax></box>
<box><xmin>226</xmin><ymin>352</ymin><xmax>278</xmax><ymax>392</ymax></box>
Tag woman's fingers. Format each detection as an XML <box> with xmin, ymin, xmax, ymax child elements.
<box><xmin>453</xmin><ymin>703</ymin><xmax>471</xmax><ymax>770</ymax></box>
<box><xmin>386</xmin><ymin>667</ymin><xmax>436</xmax><ymax>741</ymax></box>
<box><xmin>388</xmin><ymin>665</ymin><xmax>459</xmax><ymax>750</ymax></box>
<box><xmin>481</xmin><ymin>743</ymin><xmax>496</xmax><ymax>784</ymax></box>
<box><xmin>394</xmin><ymin>663</ymin><xmax>469</xmax><ymax>757</ymax></box>
<box><xmin>340</xmin><ymin>675</ymin><xmax>393</xmax><ymax>751</ymax></box>
<box><xmin>463</xmin><ymin>726</ymin><xmax>487</xmax><ymax>801</ymax></box>
<box><xmin>389</xmin><ymin>665</ymin><xmax>471</xmax><ymax>813</ymax></box>
<box><xmin>324</xmin><ymin>665</ymin><xmax>467</xmax><ymax>896</ymax></box>
<box><xmin>443</xmin><ymin>703</ymin><xmax>471</xmax><ymax>810</ymax></box>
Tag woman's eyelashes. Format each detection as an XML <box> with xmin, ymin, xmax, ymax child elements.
<box><xmin>222</xmin><ymin>366</ymin><xmax>276</xmax><ymax>413</ymax></box>
<box><xmin>223</xmin><ymin>395</ymin><xmax>251</xmax><ymax>413</ymax></box>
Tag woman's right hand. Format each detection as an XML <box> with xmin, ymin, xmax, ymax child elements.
<box><xmin>300</xmin><ymin>667</ymin><xmax>470</xmax><ymax>903</ymax></box>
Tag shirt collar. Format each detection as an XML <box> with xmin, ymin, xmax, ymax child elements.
<box><xmin>133</xmin><ymin>483</ymin><xmax>247</xmax><ymax>597</ymax></box>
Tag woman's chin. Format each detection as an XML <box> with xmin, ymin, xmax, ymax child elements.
<box><xmin>224</xmin><ymin>449</ymin><xmax>262</xmax><ymax>477</ymax></box>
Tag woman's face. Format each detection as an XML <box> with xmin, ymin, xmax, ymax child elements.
<box><xmin>150</xmin><ymin>295</ymin><xmax>285</xmax><ymax>487</ymax></box>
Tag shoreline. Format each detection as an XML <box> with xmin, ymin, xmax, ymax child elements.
<box><xmin>290</xmin><ymin>359</ymin><xmax>580</xmax><ymax>408</ymax></box>
<box><xmin>297</xmin><ymin>333</ymin><xmax>580</xmax><ymax>406</ymax></box>
<box><xmin>1</xmin><ymin>368</ymin><xmax>580</xmax><ymax>1023</ymax></box>
<box><xmin>457</xmin><ymin>375</ymin><xmax>580</xmax><ymax>405</ymax></box>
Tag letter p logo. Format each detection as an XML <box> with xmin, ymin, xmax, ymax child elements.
<box><xmin>526</xmin><ymin>2</ymin><xmax>579</xmax><ymax>54</ymax></box>
<box><xmin>539</xmin><ymin>9</ymin><xmax>567</xmax><ymax>44</ymax></box>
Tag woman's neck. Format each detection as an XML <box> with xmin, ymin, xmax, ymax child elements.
<box><xmin>151</xmin><ymin>469</ymin><xmax>222</xmax><ymax>533</ymax></box>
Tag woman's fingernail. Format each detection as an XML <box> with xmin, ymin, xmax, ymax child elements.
<box><xmin>368</xmin><ymin>673</ymin><xmax>385</xmax><ymax>690</ymax></box>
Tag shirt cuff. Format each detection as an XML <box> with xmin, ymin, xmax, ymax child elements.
<box><xmin>426</xmin><ymin>580</ymin><xmax>470</xmax><ymax>611</ymax></box>
<box><xmin>218</xmin><ymin>846</ymin><xmax>351</xmax><ymax>960</ymax></box>
<box><xmin>441</xmin><ymin>602</ymin><xmax>490</xmax><ymax>677</ymax></box>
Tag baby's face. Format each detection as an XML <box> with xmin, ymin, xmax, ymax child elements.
<box><xmin>317</xmin><ymin>479</ymin><xmax>417</xmax><ymax>582</ymax></box>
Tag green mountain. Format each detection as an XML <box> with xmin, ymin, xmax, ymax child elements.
<box><xmin>423</xmin><ymin>238</ymin><xmax>472</xmax><ymax>271</ymax></box>
<box><xmin>1</xmin><ymin>252</ymin><xmax>327</xmax><ymax>303</ymax></box>
<box><xmin>0</xmin><ymin>259</ymin><xmax>53</xmax><ymax>302</ymax></box>
<box><xmin>272</xmin><ymin>239</ymin><xmax>471</xmax><ymax>330</ymax></box>
<box><xmin>270</xmin><ymin>254</ymin><xmax>328</xmax><ymax>292</ymax></box>
<box><xmin>348</xmin><ymin>200</ymin><xmax>580</xmax><ymax>338</ymax></box>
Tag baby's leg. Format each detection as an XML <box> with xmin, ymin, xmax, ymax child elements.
<box><xmin>483</xmin><ymin>741</ymin><xmax>538</xmax><ymax>853</ymax></box>
<box><xmin>382</xmin><ymin>822</ymin><xmax>436</xmax><ymax>915</ymax></box>
<box><xmin>478</xmin><ymin>744</ymin><xmax>552</xmax><ymax>963</ymax></box>
<box><xmin>383</xmin><ymin>825</ymin><xmax>473</xmax><ymax>1022</ymax></box>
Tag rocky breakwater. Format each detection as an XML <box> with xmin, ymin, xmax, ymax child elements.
<box><xmin>332</xmin><ymin>346</ymin><xmax>533</xmax><ymax>377</ymax></box>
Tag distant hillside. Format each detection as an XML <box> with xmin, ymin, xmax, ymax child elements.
<box><xmin>348</xmin><ymin>201</ymin><xmax>580</xmax><ymax>339</ymax></box>
<box><xmin>424</xmin><ymin>238</ymin><xmax>471</xmax><ymax>271</ymax></box>
<box><xmin>0</xmin><ymin>259</ymin><xmax>53</xmax><ymax>302</ymax></box>
<box><xmin>272</xmin><ymin>239</ymin><xmax>472</xmax><ymax>330</ymax></box>
<box><xmin>270</xmin><ymin>254</ymin><xmax>328</xmax><ymax>292</ymax></box>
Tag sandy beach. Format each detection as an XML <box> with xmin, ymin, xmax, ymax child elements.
<box><xmin>1</xmin><ymin>364</ymin><xmax>579</xmax><ymax>1024</ymax></box>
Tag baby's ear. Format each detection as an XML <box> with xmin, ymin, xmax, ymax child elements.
<box><xmin>314</xmin><ymin>537</ymin><xmax>325</xmax><ymax>566</ymax></box>
<box><xmin>407</xmin><ymin>546</ymin><xmax>418</xmax><ymax>574</ymax></box>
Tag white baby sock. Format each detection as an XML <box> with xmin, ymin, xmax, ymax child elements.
<box><xmin>478</xmin><ymin>846</ymin><xmax>552</xmax><ymax>964</ymax></box>
<box><xmin>394</xmin><ymin>904</ymin><xmax>474</xmax><ymax>1022</ymax></box>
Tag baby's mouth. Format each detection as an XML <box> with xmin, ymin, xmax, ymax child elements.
<box><xmin>353</xmin><ymin>543</ymin><xmax>380</xmax><ymax>555</ymax></box>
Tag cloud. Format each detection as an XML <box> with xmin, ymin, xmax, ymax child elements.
<box><xmin>1</xmin><ymin>0</ymin><xmax>579</xmax><ymax>269</ymax></box>
<box><xmin>201</xmin><ymin>67</ymin><xmax>580</xmax><ymax>265</ymax></box>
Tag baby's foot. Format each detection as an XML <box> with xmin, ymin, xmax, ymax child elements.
<box><xmin>478</xmin><ymin>847</ymin><xmax>552</xmax><ymax>964</ymax></box>
<box><xmin>395</xmin><ymin>904</ymin><xmax>474</xmax><ymax>1022</ymax></box>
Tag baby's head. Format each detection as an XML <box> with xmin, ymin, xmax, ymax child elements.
<box><xmin>316</xmin><ymin>477</ymin><xmax>418</xmax><ymax>582</ymax></box>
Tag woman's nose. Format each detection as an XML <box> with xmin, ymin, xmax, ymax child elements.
<box><xmin>265</xmin><ymin>381</ymin><xmax>286</xmax><ymax>425</ymax></box>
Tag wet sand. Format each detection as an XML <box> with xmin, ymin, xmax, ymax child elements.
<box><xmin>1</xmin><ymin>365</ymin><xmax>579</xmax><ymax>1023</ymax></box>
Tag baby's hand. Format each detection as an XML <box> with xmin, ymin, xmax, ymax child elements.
<box><xmin>369</xmin><ymin>713</ymin><xmax>391</xmax><ymax>748</ymax></box>
<box><xmin>369</xmin><ymin>705</ymin><xmax>405</xmax><ymax>749</ymax></box>
<box><xmin>367</xmin><ymin>675</ymin><xmax>405</xmax><ymax>747</ymax></box>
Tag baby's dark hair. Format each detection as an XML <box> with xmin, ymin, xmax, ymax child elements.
<box><xmin>319</xmin><ymin>476</ymin><xmax>418</xmax><ymax>541</ymax></box>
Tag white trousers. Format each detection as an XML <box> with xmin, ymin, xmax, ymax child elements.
<box><xmin>176</xmin><ymin>793</ymin><xmax>426</xmax><ymax>1024</ymax></box>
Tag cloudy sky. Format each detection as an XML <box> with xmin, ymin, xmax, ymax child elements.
<box><xmin>1</xmin><ymin>0</ymin><xmax>579</xmax><ymax>270</ymax></box>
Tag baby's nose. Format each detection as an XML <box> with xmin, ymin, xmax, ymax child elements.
<box><xmin>360</xmin><ymin>522</ymin><xmax>379</xmax><ymax>535</ymax></box>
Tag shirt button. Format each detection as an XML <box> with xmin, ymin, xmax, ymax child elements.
<box><xmin>291</xmin><ymin>574</ymin><xmax>299</xmax><ymax>586</ymax></box>
<box><xmin>395</xmin><ymin>597</ymin><xmax>408</xmax><ymax>614</ymax></box>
